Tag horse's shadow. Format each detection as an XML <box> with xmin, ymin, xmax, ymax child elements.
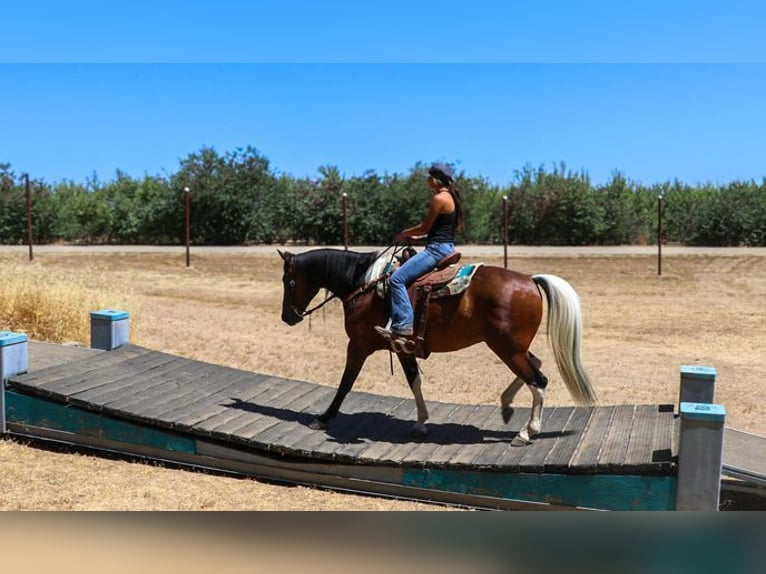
<box><xmin>225</xmin><ymin>398</ymin><xmax>575</xmax><ymax>446</ymax></box>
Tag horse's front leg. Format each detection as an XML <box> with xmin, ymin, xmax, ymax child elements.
<box><xmin>310</xmin><ymin>341</ymin><xmax>370</xmax><ymax>430</ymax></box>
<box><xmin>398</xmin><ymin>353</ymin><xmax>428</xmax><ymax>437</ymax></box>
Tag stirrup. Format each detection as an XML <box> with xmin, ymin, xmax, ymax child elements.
<box><xmin>375</xmin><ymin>325</ymin><xmax>413</xmax><ymax>339</ymax></box>
<box><xmin>391</xmin><ymin>337</ymin><xmax>417</xmax><ymax>354</ymax></box>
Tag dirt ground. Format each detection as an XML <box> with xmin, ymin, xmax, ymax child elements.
<box><xmin>1</xmin><ymin>245</ymin><xmax>764</xmax><ymax>510</ymax></box>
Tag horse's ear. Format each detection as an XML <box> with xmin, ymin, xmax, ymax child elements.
<box><xmin>277</xmin><ymin>249</ymin><xmax>288</xmax><ymax>261</ymax></box>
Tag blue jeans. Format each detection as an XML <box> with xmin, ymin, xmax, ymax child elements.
<box><xmin>389</xmin><ymin>242</ymin><xmax>455</xmax><ymax>333</ymax></box>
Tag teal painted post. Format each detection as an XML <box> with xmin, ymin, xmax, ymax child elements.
<box><xmin>90</xmin><ymin>309</ymin><xmax>130</xmax><ymax>351</ymax></box>
<box><xmin>1</xmin><ymin>331</ymin><xmax>29</xmax><ymax>433</ymax></box>
<box><xmin>675</xmin><ymin>402</ymin><xmax>726</xmax><ymax>510</ymax></box>
<box><xmin>679</xmin><ymin>365</ymin><xmax>716</xmax><ymax>406</ymax></box>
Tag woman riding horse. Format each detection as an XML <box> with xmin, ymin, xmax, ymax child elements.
<box><xmin>279</xmin><ymin>240</ymin><xmax>596</xmax><ymax>446</ymax></box>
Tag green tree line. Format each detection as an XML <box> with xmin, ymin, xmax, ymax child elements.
<box><xmin>2</xmin><ymin>148</ymin><xmax>765</xmax><ymax>247</ymax></box>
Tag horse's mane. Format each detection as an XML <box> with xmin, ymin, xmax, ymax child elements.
<box><xmin>295</xmin><ymin>248</ymin><xmax>381</xmax><ymax>298</ymax></box>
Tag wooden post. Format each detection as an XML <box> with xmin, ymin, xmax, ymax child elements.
<box><xmin>342</xmin><ymin>192</ymin><xmax>349</xmax><ymax>250</ymax></box>
<box><xmin>184</xmin><ymin>187</ymin><xmax>191</xmax><ymax>267</ymax></box>
<box><xmin>657</xmin><ymin>194</ymin><xmax>663</xmax><ymax>276</ymax></box>
<box><xmin>502</xmin><ymin>196</ymin><xmax>508</xmax><ymax>269</ymax></box>
<box><xmin>1</xmin><ymin>331</ymin><xmax>29</xmax><ymax>433</ymax></box>
<box><xmin>676</xmin><ymin>402</ymin><xmax>726</xmax><ymax>510</ymax></box>
<box><xmin>679</xmin><ymin>365</ymin><xmax>716</xmax><ymax>406</ymax></box>
<box><xmin>23</xmin><ymin>174</ymin><xmax>33</xmax><ymax>261</ymax></box>
<box><xmin>90</xmin><ymin>309</ymin><xmax>130</xmax><ymax>351</ymax></box>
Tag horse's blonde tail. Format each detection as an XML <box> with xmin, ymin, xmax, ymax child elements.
<box><xmin>533</xmin><ymin>274</ymin><xmax>596</xmax><ymax>406</ymax></box>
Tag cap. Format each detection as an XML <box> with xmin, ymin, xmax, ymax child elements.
<box><xmin>428</xmin><ymin>163</ymin><xmax>454</xmax><ymax>184</ymax></box>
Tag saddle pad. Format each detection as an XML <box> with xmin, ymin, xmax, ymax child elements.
<box><xmin>442</xmin><ymin>263</ymin><xmax>482</xmax><ymax>296</ymax></box>
<box><xmin>364</xmin><ymin>251</ymin><xmax>395</xmax><ymax>285</ymax></box>
<box><xmin>373</xmin><ymin>261</ymin><xmax>482</xmax><ymax>298</ymax></box>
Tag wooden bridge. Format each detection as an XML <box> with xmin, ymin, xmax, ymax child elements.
<box><xmin>2</xmin><ymin>341</ymin><xmax>764</xmax><ymax>510</ymax></box>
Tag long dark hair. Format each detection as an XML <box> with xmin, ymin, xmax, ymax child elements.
<box><xmin>447</xmin><ymin>180</ymin><xmax>465</xmax><ymax>232</ymax></box>
<box><xmin>429</xmin><ymin>164</ymin><xmax>465</xmax><ymax>232</ymax></box>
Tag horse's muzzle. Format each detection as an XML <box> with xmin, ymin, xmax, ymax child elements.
<box><xmin>282</xmin><ymin>306</ymin><xmax>304</xmax><ymax>326</ymax></box>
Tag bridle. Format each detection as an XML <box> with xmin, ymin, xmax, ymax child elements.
<box><xmin>283</xmin><ymin>243</ymin><xmax>404</xmax><ymax>320</ymax></box>
<box><xmin>283</xmin><ymin>262</ymin><xmax>339</xmax><ymax>321</ymax></box>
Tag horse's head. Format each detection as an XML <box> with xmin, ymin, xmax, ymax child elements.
<box><xmin>278</xmin><ymin>249</ymin><xmax>320</xmax><ymax>326</ymax></box>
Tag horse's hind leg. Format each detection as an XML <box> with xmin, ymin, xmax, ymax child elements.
<box><xmin>500</xmin><ymin>352</ymin><xmax>542</xmax><ymax>423</ymax></box>
<box><xmin>398</xmin><ymin>353</ymin><xmax>428</xmax><ymax>437</ymax></box>
<box><xmin>512</xmin><ymin>384</ymin><xmax>545</xmax><ymax>446</ymax></box>
<box><xmin>489</xmin><ymin>344</ymin><xmax>548</xmax><ymax>446</ymax></box>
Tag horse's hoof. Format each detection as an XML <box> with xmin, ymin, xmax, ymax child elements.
<box><xmin>501</xmin><ymin>406</ymin><xmax>514</xmax><ymax>424</ymax></box>
<box><xmin>308</xmin><ymin>418</ymin><xmax>327</xmax><ymax>431</ymax></box>
<box><xmin>410</xmin><ymin>423</ymin><xmax>428</xmax><ymax>438</ymax></box>
<box><xmin>511</xmin><ymin>432</ymin><xmax>532</xmax><ymax>447</ymax></box>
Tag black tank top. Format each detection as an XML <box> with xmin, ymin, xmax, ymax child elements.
<box><xmin>427</xmin><ymin>209</ymin><xmax>457</xmax><ymax>243</ymax></box>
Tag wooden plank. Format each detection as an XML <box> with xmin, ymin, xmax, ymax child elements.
<box><xmin>159</xmin><ymin>373</ymin><xmax>285</xmax><ymax>427</ymax></box>
<box><xmin>596</xmin><ymin>405</ymin><xmax>637</xmax><ymax>472</ymax></box>
<box><xmin>11</xmin><ymin>345</ymin><xmax>148</xmax><ymax>387</ymax></box>
<box><xmin>468</xmin><ymin>404</ymin><xmax>538</xmax><ymax>469</ymax></box>
<box><xmin>145</xmin><ymin>370</ymin><xmax>274</xmax><ymax>421</ymax></box>
<box><xmin>248</xmin><ymin>386</ymin><xmax>337</xmax><ymax>449</ymax></box>
<box><xmin>306</xmin><ymin>395</ymin><xmax>407</xmax><ymax>460</ymax></box>
<box><xmin>379</xmin><ymin>401</ymin><xmax>458</xmax><ymax>464</ymax></box>
<box><xmin>426</xmin><ymin>404</ymin><xmax>493</xmax><ymax>466</ymax></box>
<box><xmin>71</xmin><ymin>359</ymin><xmax>194</xmax><ymax>406</ymax></box>
<box><xmin>89</xmin><ymin>365</ymin><xmax>209</xmax><ymax>415</ymax></box>
<box><xmin>75</xmin><ymin>354</ymin><xmax>211</xmax><ymax>405</ymax></box>
<box><xmin>329</xmin><ymin>394</ymin><xmax>418</xmax><ymax>448</ymax></box>
<box><xmin>624</xmin><ymin>404</ymin><xmax>664</xmax><ymax>470</ymax></box>
<box><xmin>649</xmin><ymin>405</ymin><xmax>676</xmax><ymax>469</ymax></box>
<box><xmin>34</xmin><ymin>351</ymin><xmax>173</xmax><ymax>388</ymax></box>
<box><xmin>670</xmin><ymin>410</ymin><xmax>681</xmax><ymax>459</ymax></box>
<box><xmin>473</xmin><ymin>405</ymin><xmax>561</xmax><ymax>471</ymax></box>
<box><xmin>544</xmin><ymin>407</ymin><xmax>594</xmax><ymax>473</ymax></box>
<box><xmin>286</xmin><ymin>396</ymin><xmax>409</xmax><ymax>458</ymax></box>
<box><xmin>399</xmin><ymin>402</ymin><xmax>463</xmax><ymax>464</ymax></box>
<box><xmin>191</xmin><ymin>378</ymin><xmax>310</xmax><ymax>433</ymax></box>
<box><xmin>568</xmin><ymin>406</ymin><xmax>616</xmax><ymax>472</ymax></box>
<box><xmin>156</xmin><ymin>371</ymin><xmax>273</xmax><ymax>430</ymax></box>
<box><xmin>34</xmin><ymin>350</ymin><xmax>177</xmax><ymax>395</ymax></box>
<box><xmin>207</xmin><ymin>383</ymin><xmax>321</xmax><ymax>439</ymax></box>
<box><xmin>220</xmin><ymin>383</ymin><xmax>323</xmax><ymax>442</ymax></box>
<box><xmin>27</xmin><ymin>341</ymin><xmax>104</xmax><ymax>372</ymax></box>
<box><xmin>445</xmin><ymin>405</ymin><xmax>504</xmax><ymax>467</ymax></box>
<box><xmin>10</xmin><ymin>351</ymin><xmax>132</xmax><ymax>393</ymax></box>
<box><xmin>723</xmin><ymin>429</ymin><xmax>766</xmax><ymax>481</ymax></box>
<box><xmin>336</xmin><ymin>399</ymin><xmax>418</xmax><ymax>462</ymax></box>
<box><xmin>69</xmin><ymin>356</ymin><xmax>192</xmax><ymax>410</ymax></box>
<box><xmin>516</xmin><ymin>407</ymin><xmax>575</xmax><ymax>472</ymax></box>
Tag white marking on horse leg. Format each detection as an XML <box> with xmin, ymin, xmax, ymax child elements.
<box><xmin>528</xmin><ymin>385</ymin><xmax>545</xmax><ymax>436</ymax></box>
<box><xmin>510</xmin><ymin>384</ymin><xmax>545</xmax><ymax>446</ymax></box>
<box><xmin>410</xmin><ymin>373</ymin><xmax>429</xmax><ymax>437</ymax></box>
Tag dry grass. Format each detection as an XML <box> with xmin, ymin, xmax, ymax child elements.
<box><xmin>1</xmin><ymin>248</ymin><xmax>765</xmax><ymax>510</ymax></box>
<box><xmin>0</xmin><ymin>259</ymin><xmax>139</xmax><ymax>344</ymax></box>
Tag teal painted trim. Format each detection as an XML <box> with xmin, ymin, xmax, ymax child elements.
<box><xmin>90</xmin><ymin>309</ymin><xmax>130</xmax><ymax>321</ymax></box>
<box><xmin>0</xmin><ymin>332</ymin><xmax>28</xmax><ymax>347</ymax></box>
<box><xmin>5</xmin><ymin>391</ymin><xmax>195</xmax><ymax>454</ymax></box>
<box><xmin>403</xmin><ymin>468</ymin><xmax>677</xmax><ymax>511</ymax></box>
<box><xmin>680</xmin><ymin>365</ymin><xmax>717</xmax><ymax>380</ymax></box>
<box><xmin>680</xmin><ymin>402</ymin><xmax>726</xmax><ymax>423</ymax></box>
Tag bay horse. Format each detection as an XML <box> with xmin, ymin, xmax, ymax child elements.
<box><xmin>278</xmin><ymin>247</ymin><xmax>596</xmax><ymax>446</ymax></box>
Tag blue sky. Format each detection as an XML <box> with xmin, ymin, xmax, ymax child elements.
<box><xmin>2</xmin><ymin>1</ymin><xmax>766</xmax><ymax>188</ymax></box>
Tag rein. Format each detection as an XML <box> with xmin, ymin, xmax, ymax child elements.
<box><xmin>301</xmin><ymin>292</ymin><xmax>338</xmax><ymax>317</ymax></box>
<box><xmin>290</xmin><ymin>244</ymin><xmax>403</xmax><ymax>319</ymax></box>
